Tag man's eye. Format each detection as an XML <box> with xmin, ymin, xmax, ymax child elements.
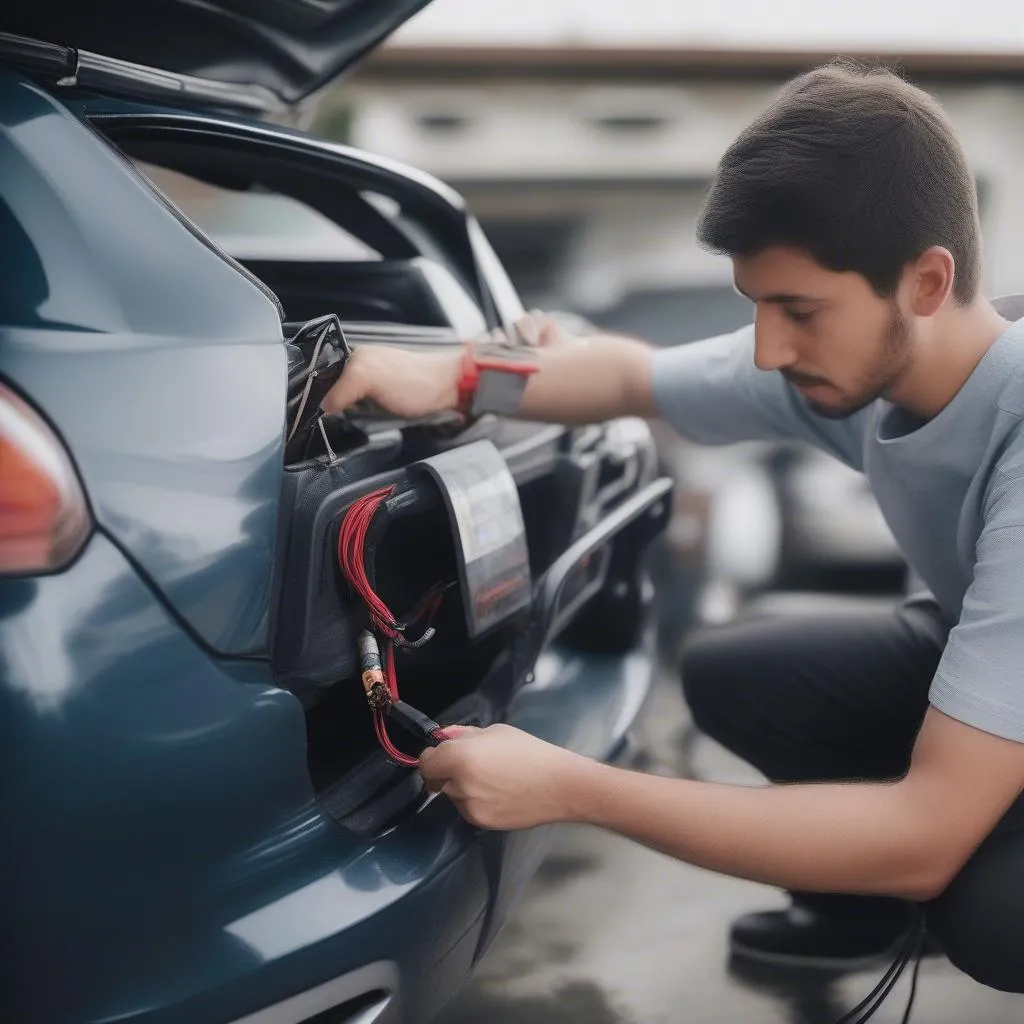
<box><xmin>785</xmin><ymin>308</ymin><xmax>815</xmax><ymax>325</ymax></box>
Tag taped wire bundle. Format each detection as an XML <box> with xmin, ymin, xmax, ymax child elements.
<box><xmin>338</xmin><ymin>485</ymin><xmax>449</xmax><ymax>766</ymax></box>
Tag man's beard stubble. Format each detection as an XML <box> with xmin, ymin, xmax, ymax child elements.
<box><xmin>798</xmin><ymin>304</ymin><xmax>911</xmax><ymax>421</ymax></box>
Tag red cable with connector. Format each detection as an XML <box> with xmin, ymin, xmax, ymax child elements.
<box><xmin>338</xmin><ymin>486</ymin><xmax>449</xmax><ymax>766</ymax></box>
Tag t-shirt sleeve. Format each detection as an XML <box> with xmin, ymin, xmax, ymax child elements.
<box><xmin>930</xmin><ymin>472</ymin><xmax>1024</xmax><ymax>742</ymax></box>
<box><xmin>650</xmin><ymin>325</ymin><xmax>866</xmax><ymax>469</ymax></box>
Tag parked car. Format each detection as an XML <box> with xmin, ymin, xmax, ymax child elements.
<box><xmin>0</xmin><ymin>7</ymin><xmax>671</xmax><ymax>1023</ymax></box>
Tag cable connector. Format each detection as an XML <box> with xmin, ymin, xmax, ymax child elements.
<box><xmin>388</xmin><ymin>700</ymin><xmax>445</xmax><ymax>747</ymax></box>
<box><xmin>357</xmin><ymin>630</ymin><xmax>392</xmax><ymax>710</ymax></box>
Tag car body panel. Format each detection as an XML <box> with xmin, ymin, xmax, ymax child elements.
<box><xmin>0</xmin><ymin>530</ymin><xmax>654</xmax><ymax>1024</ymax></box>
<box><xmin>81</xmin><ymin>104</ymin><xmax>524</xmax><ymax>330</ymax></box>
<box><xmin>1</xmin><ymin>0</ymin><xmax>434</xmax><ymax>110</ymax></box>
<box><xmin>2</xmin><ymin>70</ymin><xmax>286</xmax><ymax>654</ymax></box>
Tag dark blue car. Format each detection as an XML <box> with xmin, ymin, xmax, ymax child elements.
<box><xmin>0</xmin><ymin>6</ymin><xmax>670</xmax><ymax>1022</ymax></box>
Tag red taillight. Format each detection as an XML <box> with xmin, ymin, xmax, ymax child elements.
<box><xmin>0</xmin><ymin>384</ymin><xmax>91</xmax><ymax>575</ymax></box>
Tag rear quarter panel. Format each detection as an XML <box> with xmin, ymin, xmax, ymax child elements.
<box><xmin>0</xmin><ymin>68</ymin><xmax>285</xmax><ymax>654</ymax></box>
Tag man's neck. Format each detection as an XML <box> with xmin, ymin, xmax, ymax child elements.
<box><xmin>887</xmin><ymin>300</ymin><xmax>1011</xmax><ymax>419</ymax></box>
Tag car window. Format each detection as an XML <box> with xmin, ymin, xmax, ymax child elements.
<box><xmin>136</xmin><ymin>162</ymin><xmax>381</xmax><ymax>262</ymax></box>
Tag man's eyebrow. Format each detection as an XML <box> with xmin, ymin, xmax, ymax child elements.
<box><xmin>733</xmin><ymin>283</ymin><xmax>823</xmax><ymax>304</ymax></box>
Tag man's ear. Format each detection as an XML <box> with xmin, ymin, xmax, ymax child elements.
<box><xmin>909</xmin><ymin>246</ymin><xmax>956</xmax><ymax>317</ymax></box>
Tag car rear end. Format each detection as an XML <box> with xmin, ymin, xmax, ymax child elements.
<box><xmin>0</xmin><ymin>54</ymin><xmax>669</xmax><ymax>1024</ymax></box>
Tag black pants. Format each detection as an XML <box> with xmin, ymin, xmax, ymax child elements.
<box><xmin>681</xmin><ymin>597</ymin><xmax>1024</xmax><ymax>993</ymax></box>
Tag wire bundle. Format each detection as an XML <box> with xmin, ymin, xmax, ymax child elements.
<box><xmin>835</xmin><ymin>909</ymin><xmax>925</xmax><ymax>1024</ymax></box>
<box><xmin>338</xmin><ymin>486</ymin><xmax>446</xmax><ymax>766</ymax></box>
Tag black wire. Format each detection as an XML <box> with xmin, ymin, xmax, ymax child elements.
<box><xmin>838</xmin><ymin>945</ymin><xmax>913</xmax><ymax>1024</ymax></box>
<box><xmin>900</xmin><ymin>932</ymin><xmax>925</xmax><ymax>1024</ymax></box>
<box><xmin>849</xmin><ymin>949</ymin><xmax>914</xmax><ymax>1024</ymax></box>
<box><xmin>833</xmin><ymin>910</ymin><xmax>925</xmax><ymax>1024</ymax></box>
<box><xmin>834</xmin><ymin>944</ymin><xmax>908</xmax><ymax>1024</ymax></box>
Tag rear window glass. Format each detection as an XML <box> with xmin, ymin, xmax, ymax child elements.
<box><xmin>136</xmin><ymin>163</ymin><xmax>380</xmax><ymax>262</ymax></box>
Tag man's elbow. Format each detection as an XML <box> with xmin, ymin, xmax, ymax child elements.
<box><xmin>893</xmin><ymin>848</ymin><xmax>965</xmax><ymax>902</ymax></box>
<box><xmin>897</xmin><ymin>871</ymin><xmax>948</xmax><ymax>903</ymax></box>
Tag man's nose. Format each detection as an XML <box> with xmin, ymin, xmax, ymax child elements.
<box><xmin>753</xmin><ymin>317</ymin><xmax>798</xmax><ymax>372</ymax></box>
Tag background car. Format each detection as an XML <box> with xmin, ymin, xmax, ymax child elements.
<box><xmin>0</xmin><ymin>6</ymin><xmax>672</xmax><ymax>1023</ymax></box>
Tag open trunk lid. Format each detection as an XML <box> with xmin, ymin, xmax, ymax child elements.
<box><xmin>0</xmin><ymin>0</ymin><xmax>431</xmax><ymax>112</ymax></box>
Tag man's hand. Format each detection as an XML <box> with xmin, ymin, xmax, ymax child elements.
<box><xmin>418</xmin><ymin>724</ymin><xmax>593</xmax><ymax>830</ymax></box>
<box><xmin>319</xmin><ymin>313</ymin><xmax>654</xmax><ymax>425</ymax></box>
<box><xmin>488</xmin><ymin>310</ymin><xmax>590</xmax><ymax>351</ymax></box>
<box><xmin>320</xmin><ymin>312</ymin><xmax>580</xmax><ymax>419</ymax></box>
<box><xmin>321</xmin><ymin>345</ymin><xmax>463</xmax><ymax>419</ymax></box>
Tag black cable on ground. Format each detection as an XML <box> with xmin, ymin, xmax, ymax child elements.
<box><xmin>835</xmin><ymin>909</ymin><xmax>926</xmax><ymax>1024</ymax></box>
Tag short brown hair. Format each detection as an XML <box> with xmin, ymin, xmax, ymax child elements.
<box><xmin>697</xmin><ymin>61</ymin><xmax>982</xmax><ymax>303</ymax></box>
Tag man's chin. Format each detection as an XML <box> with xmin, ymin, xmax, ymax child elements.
<box><xmin>804</xmin><ymin>393</ymin><xmax>874</xmax><ymax>420</ymax></box>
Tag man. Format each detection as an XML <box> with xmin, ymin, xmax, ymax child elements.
<box><xmin>323</xmin><ymin>63</ymin><xmax>1024</xmax><ymax>993</ymax></box>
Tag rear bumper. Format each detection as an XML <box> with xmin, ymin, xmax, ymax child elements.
<box><xmin>222</xmin><ymin>639</ymin><xmax>657</xmax><ymax>1024</ymax></box>
<box><xmin>0</xmin><ymin>531</ymin><xmax>656</xmax><ymax>1024</ymax></box>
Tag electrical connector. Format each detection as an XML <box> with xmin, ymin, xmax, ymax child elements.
<box><xmin>388</xmin><ymin>700</ymin><xmax>445</xmax><ymax>747</ymax></box>
<box><xmin>357</xmin><ymin>630</ymin><xmax>392</xmax><ymax>710</ymax></box>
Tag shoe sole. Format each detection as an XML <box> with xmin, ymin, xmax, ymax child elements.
<box><xmin>729</xmin><ymin>936</ymin><xmax>909</xmax><ymax>974</ymax></box>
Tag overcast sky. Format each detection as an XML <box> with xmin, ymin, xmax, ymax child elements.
<box><xmin>393</xmin><ymin>0</ymin><xmax>1024</xmax><ymax>52</ymax></box>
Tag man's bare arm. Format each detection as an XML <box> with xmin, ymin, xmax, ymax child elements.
<box><xmin>516</xmin><ymin>335</ymin><xmax>656</xmax><ymax>422</ymax></box>
<box><xmin>321</xmin><ymin>325</ymin><xmax>657</xmax><ymax>425</ymax></box>
<box><xmin>420</xmin><ymin>709</ymin><xmax>1024</xmax><ymax>900</ymax></box>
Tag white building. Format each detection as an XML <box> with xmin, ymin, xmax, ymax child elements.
<box><xmin>334</xmin><ymin>45</ymin><xmax>1024</xmax><ymax>343</ymax></box>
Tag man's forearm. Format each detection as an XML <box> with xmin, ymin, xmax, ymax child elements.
<box><xmin>565</xmin><ymin>761</ymin><xmax>948</xmax><ymax>900</ymax></box>
<box><xmin>516</xmin><ymin>335</ymin><xmax>657</xmax><ymax>424</ymax></box>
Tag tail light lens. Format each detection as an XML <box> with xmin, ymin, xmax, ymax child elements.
<box><xmin>0</xmin><ymin>383</ymin><xmax>91</xmax><ymax>575</ymax></box>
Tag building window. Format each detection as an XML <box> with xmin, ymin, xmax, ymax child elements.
<box><xmin>577</xmin><ymin>87</ymin><xmax>679</xmax><ymax>137</ymax></box>
<box><xmin>589</xmin><ymin>113</ymin><xmax>670</xmax><ymax>133</ymax></box>
<box><xmin>415</xmin><ymin>111</ymin><xmax>472</xmax><ymax>134</ymax></box>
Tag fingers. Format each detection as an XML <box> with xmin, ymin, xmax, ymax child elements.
<box><xmin>419</xmin><ymin>745</ymin><xmax>450</xmax><ymax>794</ymax></box>
<box><xmin>482</xmin><ymin>313</ymin><xmax>549</xmax><ymax>349</ymax></box>
<box><xmin>435</xmin><ymin>724</ymin><xmax>479</xmax><ymax>741</ymax></box>
<box><xmin>418</xmin><ymin>725</ymin><xmax>481</xmax><ymax>792</ymax></box>
<box><xmin>320</xmin><ymin>353</ymin><xmax>368</xmax><ymax>415</ymax></box>
<box><xmin>514</xmin><ymin>313</ymin><xmax>542</xmax><ymax>347</ymax></box>
<box><xmin>441</xmin><ymin>780</ymin><xmax>465</xmax><ymax>800</ymax></box>
<box><xmin>419</xmin><ymin>725</ymin><xmax>476</xmax><ymax>772</ymax></box>
<box><xmin>418</xmin><ymin>739</ymin><xmax>460</xmax><ymax>787</ymax></box>
<box><xmin>320</xmin><ymin>379</ymin><xmax>359</xmax><ymax>416</ymax></box>
<box><xmin>422</xmin><ymin>772</ymin><xmax>445</xmax><ymax>793</ymax></box>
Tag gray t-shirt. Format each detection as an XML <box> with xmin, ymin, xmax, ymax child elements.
<box><xmin>652</xmin><ymin>318</ymin><xmax>1024</xmax><ymax>743</ymax></box>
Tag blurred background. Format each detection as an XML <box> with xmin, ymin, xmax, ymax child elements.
<box><xmin>318</xmin><ymin>0</ymin><xmax>1024</xmax><ymax>643</ymax></box>
<box><xmin>158</xmin><ymin>3</ymin><xmax>1024</xmax><ymax>1018</ymax></box>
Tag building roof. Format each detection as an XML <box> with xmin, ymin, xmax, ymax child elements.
<box><xmin>359</xmin><ymin>45</ymin><xmax>1024</xmax><ymax>82</ymax></box>
<box><xmin>387</xmin><ymin>0</ymin><xmax>1024</xmax><ymax>58</ymax></box>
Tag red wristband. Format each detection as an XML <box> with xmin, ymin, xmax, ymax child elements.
<box><xmin>456</xmin><ymin>343</ymin><xmax>481</xmax><ymax>415</ymax></box>
<box><xmin>456</xmin><ymin>342</ymin><xmax>538</xmax><ymax>416</ymax></box>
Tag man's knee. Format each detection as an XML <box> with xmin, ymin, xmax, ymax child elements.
<box><xmin>680</xmin><ymin>626</ymin><xmax>752</xmax><ymax>745</ymax></box>
<box><xmin>927</xmin><ymin>837</ymin><xmax>1024</xmax><ymax>993</ymax></box>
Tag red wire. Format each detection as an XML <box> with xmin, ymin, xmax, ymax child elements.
<box><xmin>374</xmin><ymin>710</ymin><xmax>418</xmax><ymax>767</ymax></box>
<box><xmin>338</xmin><ymin>487</ymin><xmax>423</xmax><ymax>767</ymax></box>
<box><xmin>338</xmin><ymin>487</ymin><xmax>397</xmax><ymax>638</ymax></box>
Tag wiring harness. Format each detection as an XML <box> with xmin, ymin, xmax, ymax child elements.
<box><xmin>338</xmin><ymin>485</ymin><xmax>451</xmax><ymax>766</ymax></box>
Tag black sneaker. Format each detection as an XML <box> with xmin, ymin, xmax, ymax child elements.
<box><xmin>729</xmin><ymin>903</ymin><xmax>929</xmax><ymax>973</ymax></box>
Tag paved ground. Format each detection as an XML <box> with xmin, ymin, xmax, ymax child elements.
<box><xmin>434</xmin><ymin>668</ymin><xmax>1023</xmax><ymax>1024</ymax></box>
